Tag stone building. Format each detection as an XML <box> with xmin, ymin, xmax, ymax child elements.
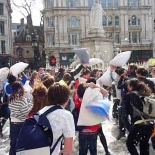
<box><xmin>43</xmin><ymin>0</ymin><xmax>155</xmax><ymax>68</ymax></box>
<box><xmin>12</xmin><ymin>18</ymin><xmax>45</xmax><ymax>70</ymax></box>
<box><xmin>0</xmin><ymin>0</ymin><xmax>13</xmax><ymax>68</ymax></box>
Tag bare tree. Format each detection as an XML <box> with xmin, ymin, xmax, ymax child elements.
<box><xmin>11</xmin><ymin>0</ymin><xmax>36</xmax><ymax>25</ymax></box>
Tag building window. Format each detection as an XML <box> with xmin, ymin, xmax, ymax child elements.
<box><xmin>68</xmin><ymin>16</ymin><xmax>80</xmax><ymax>27</ymax></box>
<box><xmin>1</xmin><ymin>40</ymin><xmax>5</xmax><ymax>54</ymax></box>
<box><xmin>26</xmin><ymin>35</ymin><xmax>31</xmax><ymax>42</ymax></box>
<box><xmin>88</xmin><ymin>0</ymin><xmax>94</xmax><ymax>8</ymax></box>
<box><xmin>114</xmin><ymin>0</ymin><xmax>118</xmax><ymax>7</ymax></box>
<box><xmin>115</xmin><ymin>16</ymin><xmax>119</xmax><ymax>25</ymax></box>
<box><xmin>128</xmin><ymin>0</ymin><xmax>137</xmax><ymax>7</ymax></box>
<box><xmin>47</xmin><ymin>17</ymin><xmax>54</xmax><ymax>27</ymax></box>
<box><xmin>132</xmin><ymin>32</ymin><xmax>137</xmax><ymax>43</ymax></box>
<box><xmin>129</xmin><ymin>31</ymin><xmax>140</xmax><ymax>43</ymax></box>
<box><xmin>50</xmin><ymin>0</ymin><xmax>53</xmax><ymax>8</ymax></box>
<box><xmin>0</xmin><ymin>3</ymin><xmax>3</xmax><ymax>15</ymax></box>
<box><xmin>47</xmin><ymin>34</ymin><xmax>55</xmax><ymax>46</ymax></box>
<box><xmin>115</xmin><ymin>32</ymin><xmax>120</xmax><ymax>43</ymax></box>
<box><xmin>102</xmin><ymin>16</ymin><xmax>107</xmax><ymax>26</ymax></box>
<box><xmin>68</xmin><ymin>34</ymin><xmax>78</xmax><ymax>45</ymax></box>
<box><xmin>132</xmin><ymin>15</ymin><xmax>136</xmax><ymax>25</ymax></box>
<box><xmin>107</xmin><ymin>0</ymin><xmax>112</xmax><ymax>7</ymax></box>
<box><xmin>0</xmin><ymin>21</ymin><xmax>4</xmax><ymax>35</ymax></box>
<box><xmin>66</xmin><ymin>0</ymin><xmax>78</xmax><ymax>7</ymax></box>
<box><xmin>101</xmin><ymin>0</ymin><xmax>106</xmax><ymax>8</ymax></box>
<box><xmin>108</xmin><ymin>16</ymin><xmax>112</xmax><ymax>26</ymax></box>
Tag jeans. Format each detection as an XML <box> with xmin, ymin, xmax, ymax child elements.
<box><xmin>79</xmin><ymin>132</ymin><xmax>97</xmax><ymax>155</ymax></box>
<box><xmin>126</xmin><ymin>124</ymin><xmax>154</xmax><ymax>155</ymax></box>
<box><xmin>9</xmin><ymin>122</ymin><xmax>23</xmax><ymax>155</ymax></box>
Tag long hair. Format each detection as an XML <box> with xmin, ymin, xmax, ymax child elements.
<box><xmin>9</xmin><ymin>81</ymin><xmax>25</xmax><ymax>102</ymax></box>
<box><xmin>30</xmin><ymin>82</ymin><xmax>48</xmax><ymax>114</ymax></box>
<box><xmin>128</xmin><ymin>78</ymin><xmax>152</xmax><ymax>96</ymax></box>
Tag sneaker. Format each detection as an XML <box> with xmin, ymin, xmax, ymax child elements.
<box><xmin>116</xmin><ymin>132</ymin><xmax>125</xmax><ymax>140</ymax></box>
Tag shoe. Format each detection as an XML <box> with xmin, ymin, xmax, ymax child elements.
<box><xmin>105</xmin><ymin>151</ymin><xmax>111</xmax><ymax>155</ymax></box>
<box><xmin>116</xmin><ymin>132</ymin><xmax>125</xmax><ymax>140</ymax></box>
<box><xmin>0</xmin><ymin>132</ymin><xmax>3</xmax><ymax>138</ymax></box>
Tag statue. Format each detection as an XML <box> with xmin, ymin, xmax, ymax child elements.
<box><xmin>90</xmin><ymin>0</ymin><xmax>105</xmax><ymax>30</ymax></box>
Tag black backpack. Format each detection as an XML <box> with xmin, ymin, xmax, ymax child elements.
<box><xmin>72</xmin><ymin>106</ymin><xmax>85</xmax><ymax>132</ymax></box>
<box><xmin>16</xmin><ymin>105</ymin><xmax>63</xmax><ymax>155</ymax></box>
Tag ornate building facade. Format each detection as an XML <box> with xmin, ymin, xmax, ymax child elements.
<box><xmin>43</xmin><ymin>0</ymin><xmax>155</xmax><ymax>68</ymax></box>
<box><xmin>0</xmin><ymin>0</ymin><xmax>13</xmax><ymax>68</ymax></box>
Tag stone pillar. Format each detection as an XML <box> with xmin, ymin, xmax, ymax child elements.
<box><xmin>146</xmin><ymin>14</ymin><xmax>149</xmax><ymax>39</ymax></box>
<box><xmin>55</xmin><ymin>15</ymin><xmax>59</xmax><ymax>44</ymax></box>
<box><xmin>141</xmin><ymin>14</ymin><xmax>145</xmax><ymax>40</ymax></box>
<box><xmin>80</xmin><ymin>15</ymin><xmax>85</xmax><ymax>38</ymax></box>
<box><xmin>63</xmin><ymin>15</ymin><xmax>68</xmax><ymax>44</ymax></box>
<box><xmin>120</xmin><ymin>12</ymin><xmax>125</xmax><ymax>42</ymax></box>
<box><xmin>80</xmin><ymin>0</ymin><xmax>84</xmax><ymax>7</ymax></box>
<box><xmin>119</xmin><ymin>0</ymin><xmax>124</xmax><ymax>6</ymax></box>
<box><xmin>141</xmin><ymin>0</ymin><xmax>144</xmax><ymax>6</ymax></box>
<box><xmin>54</xmin><ymin>0</ymin><xmax>57</xmax><ymax>7</ymax></box>
<box><xmin>124</xmin><ymin>0</ymin><xmax>128</xmax><ymax>6</ymax></box>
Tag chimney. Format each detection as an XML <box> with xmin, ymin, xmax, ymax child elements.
<box><xmin>21</xmin><ymin>18</ymin><xmax>24</xmax><ymax>26</ymax></box>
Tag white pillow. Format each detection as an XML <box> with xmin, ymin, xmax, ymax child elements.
<box><xmin>109</xmin><ymin>51</ymin><xmax>131</xmax><ymax>67</ymax></box>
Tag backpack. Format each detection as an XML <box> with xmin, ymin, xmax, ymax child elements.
<box><xmin>72</xmin><ymin>107</ymin><xmax>85</xmax><ymax>132</ymax></box>
<box><xmin>131</xmin><ymin>91</ymin><xmax>155</xmax><ymax>119</ymax></box>
<box><xmin>16</xmin><ymin>105</ymin><xmax>63</xmax><ymax>155</ymax></box>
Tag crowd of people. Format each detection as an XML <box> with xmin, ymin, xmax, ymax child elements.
<box><xmin>0</xmin><ymin>63</ymin><xmax>155</xmax><ymax>155</ymax></box>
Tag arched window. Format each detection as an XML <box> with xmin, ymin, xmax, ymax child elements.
<box><xmin>68</xmin><ymin>16</ymin><xmax>80</xmax><ymax>27</ymax></box>
<box><xmin>102</xmin><ymin>16</ymin><xmax>107</xmax><ymax>26</ymax></box>
<box><xmin>115</xmin><ymin>16</ymin><xmax>119</xmax><ymax>25</ymax></box>
<box><xmin>101</xmin><ymin>0</ymin><xmax>106</xmax><ymax>8</ymax></box>
<box><xmin>88</xmin><ymin>0</ymin><xmax>93</xmax><ymax>8</ymax></box>
<box><xmin>107</xmin><ymin>0</ymin><xmax>112</xmax><ymax>7</ymax></box>
<box><xmin>132</xmin><ymin>15</ymin><xmax>136</xmax><ymax>25</ymax></box>
<box><xmin>108</xmin><ymin>16</ymin><xmax>112</xmax><ymax>26</ymax></box>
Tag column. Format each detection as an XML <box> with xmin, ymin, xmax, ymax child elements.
<box><xmin>54</xmin><ymin>0</ymin><xmax>57</xmax><ymax>7</ymax></box>
<box><xmin>119</xmin><ymin>0</ymin><xmax>124</xmax><ymax>6</ymax></box>
<box><xmin>80</xmin><ymin>0</ymin><xmax>84</xmax><ymax>7</ymax></box>
<box><xmin>141</xmin><ymin>14</ymin><xmax>145</xmax><ymax>40</ymax></box>
<box><xmin>149</xmin><ymin>13</ymin><xmax>153</xmax><ymax>40</ymax></box>
<box><xmin>120</xmin><ymin>12</ymin><xmax>125</xmax><ymax>42</ymax></box>
<box><xmin>141</xmin><ymin>0</ymin><xmax>144</xmax><ymax>6</ymax></box>
<box><xmin>145</xmin><ymin>14</ymin><xmax>150</xmax><ymax>39</ymax></box>
<box><xmin>124</xmin><ymin>14</ymin><xmax>129</xmax><ymax>43</ymax></box>
<box><xmin>63</xmin><ymin>15</ymin><xmax>68</xmax><ymax>43</ymax></box>
<box><xmin>80</xmin><ymin>15</ymin><xmax>85</xmax><ymax>38</ymax></box>
<box><xmin>124</xmin><ymin>0</ymin><xmax>128</xmax><ymax>6</ymax></box>
<box><xmin>55</xmin><ymin>15</ymin><xmax>59</xmax><ymax>44</ymax></box>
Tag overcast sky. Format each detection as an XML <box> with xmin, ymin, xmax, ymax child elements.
<box><xmin>11</xmin><ymin>0</ymin><xmax>43</xmax><ymax>25</ymax></box>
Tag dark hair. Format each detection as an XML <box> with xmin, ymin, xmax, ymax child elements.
<box><xmin>42</xmin><ymin>76</ymin><xmax>55</xmax><ymax>89</ymax></box>
<box><xmin>8</xmin><ymin>75</ymin><xmax>16</xmax><ymax>85</ymax></box>
<box><xmin>30</xmin><ymin>82</ymin><xmax>48</xmax><ymax>114</ymax></box>
<box><xmin>86</xmin><ymin>77</ymin><xmax>96</xmax><ymax>84</ymax></box>
<box><xmin>77</xmin><ymin>83</ymin><xmax>88</xmax><ymax>99</ymax></box>
<box><xmin>128</xmin><ymin>78</ymin><xmax>152</xmax><ymax>96</ymax></box>
<box><xmin>82</xmin><ymin>69</ymin><xmax>91</xmax><ymax>76</ymax></box>
<box><xmin>92</xmin><ymin>69</ymin><xmax>98</xmax><ymax>75</ymax></box>
<box><xmin>9</xmin><ymin>81</ymin><xmax>25</xmax><ymax>102</ymax></box>
<box><xmin>47</xmin><ymin>83</ymin><xmax>70</xmax><ymax>105</ymax></box>
<box><xmin>136</xmin><ymin>67</ymin><xmax>148</xmax><ymax>77</ymax></box>
<box><xmin>116</xmin><ymin>68</ymin><xmax>125</xmax><ymax>76</ymax></box>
